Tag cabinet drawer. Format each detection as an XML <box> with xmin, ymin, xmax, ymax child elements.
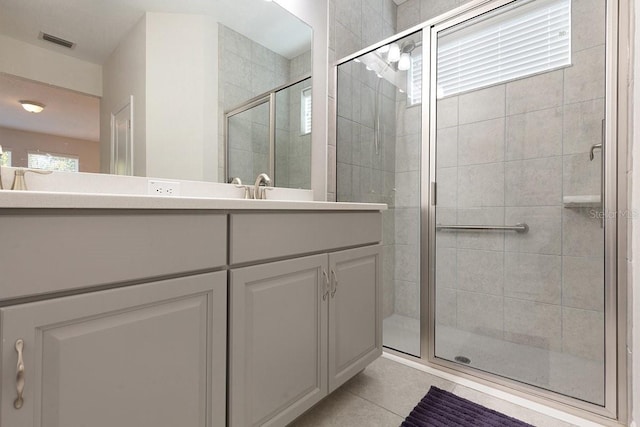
<box><xmin>229</xmin><ymin>211</ymin><xmax>382</xmax><ymax>264</ymax></box>
<box><xmin>0</xmin><ymin>210</ymin><xmax>227</xmax><ymax>301</ymax></box>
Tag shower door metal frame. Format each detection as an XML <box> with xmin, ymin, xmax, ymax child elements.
<box><xmin>223</xmin><ymin>74</ymin><xmax>312</xmax><ymax>184</ymax></box>
<box><xmin>333</xmin><ymin>0</ymin><xmax>628</xmax><ymax>422</ymax></box>
<box><xmin>422</xmin><ymin>0</ymin><xmax>627</xmax><ymax>423</ymax></box>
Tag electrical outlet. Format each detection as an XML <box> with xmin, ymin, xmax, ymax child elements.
<box><xmin>148</xmin><ymin>180</ymin><xmax>181</xmax><ymax>197</ymax></box>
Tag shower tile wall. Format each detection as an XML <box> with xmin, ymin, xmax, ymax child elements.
<box><xmin>329</xmin><ymin>0</ymin><xmax>397</xmax><ymax>200</ymax></box>
<box><xmin>337</xmin><ymin>64</ymin><xmax>397</xmax><ymax>317</ymax></box>
<box><xmin>330</xmin><ymin>0</ymin><xmax>398</xmax><ymax>318</ymax></box>
<box><xmin>331</xmin><ymin>0</ymin><xmax>458</xmax><ymax>328</ymax></box>
<box><xmin>396</xmin><ymin>0</ymin><xmax>469</xmax><ymax>32</ymax></box>
<box><xmin>218</xmin><ymin>26</ymin><xmax>311</xmax><ymax>182</ymax></box>
<box><xmin>283</xmin><ymin>53</ymin><xmax>313</xmax><ymax>191</ymax></box>
<box><xmin>435</xmin><ymin>0</ymin><xmax>606</xmax><ymax>364</ymax></box>
<box><xmin>276</xmin><ymin>74</ymin><xmax>312</xmax><ymax>189</ymax></box>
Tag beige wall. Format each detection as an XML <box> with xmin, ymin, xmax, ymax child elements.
<box><xmin>0</xmin><ymin>126</ymin><xmax>100</xmax><ymax>172</ymax></box>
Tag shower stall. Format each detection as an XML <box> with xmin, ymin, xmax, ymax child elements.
<box><xmin>336</xmin><ymin>0</ymin><xmax>626</xmax><ymax>420</ymax></box>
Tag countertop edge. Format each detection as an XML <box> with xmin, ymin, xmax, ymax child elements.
<box><xmin>0</xmin><ymin>191</ymin><xmax>388</xmax><ymax>211</ymax></box>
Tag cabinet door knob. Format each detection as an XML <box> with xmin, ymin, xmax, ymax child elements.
<box><xmin>331</xmin><ymin>269</ymin><xmax>338</xmax><ymax>298</ymax></box>
<box><xmin>322</xmin><ymin>269</ymin><xmax>330</xmax><ymax>300</ymax></box>
<box><xmin>14</xmin><ymin>339</ymin><xmax>25</xmax><ymax>409</ymax></box>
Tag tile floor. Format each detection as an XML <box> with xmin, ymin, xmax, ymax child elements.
<box><xmin>290</xmin><ymin>356</ymin><xmax>581</xmax><ymax>427</ymax></box>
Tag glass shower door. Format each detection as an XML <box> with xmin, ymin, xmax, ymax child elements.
<box><xmin>336</xmin><ymin>31</ymin><xmax>423</xmax><ymax>357</ymax></box>
<box><xmin>431</xmin><ymin>0</ymin><xmax>608</xmax><ymax>406</ymax></box>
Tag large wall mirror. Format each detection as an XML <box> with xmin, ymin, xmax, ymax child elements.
<box><xmin>0</xmin><ymin>0</ymin><xmax>312</xmax><ymax>189</ymax></box>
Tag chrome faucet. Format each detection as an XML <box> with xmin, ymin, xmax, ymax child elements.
<box><xmin>230</xmin><ymin>177</ymin><xmax>252</xmax><ymax>199</ymax></box>
<box><xmin>253</xmin><ymin>173</ymin><xmax>272</xmax><ymax>200</ymax></box>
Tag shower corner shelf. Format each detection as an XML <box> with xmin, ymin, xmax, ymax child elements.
<box><xmin>563</xmin><ymin>195</ymin><xmax>601</xmax><ymax>208</ymax></box>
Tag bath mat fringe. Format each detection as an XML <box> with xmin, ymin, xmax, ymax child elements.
<box><xmin>400</xmin><ymin>386</ymin><xmax>534</xmax><ymax>427</ymax></box>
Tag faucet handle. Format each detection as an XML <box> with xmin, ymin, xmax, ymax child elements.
<box><xmin>12</xmin><ymin>168</ymin><xmax>53</xmax><ymax>191</ymax></box>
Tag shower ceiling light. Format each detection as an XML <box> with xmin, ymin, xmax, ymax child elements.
<box><xmin>398</xmin><ymin>53</ymin><xmax>411</xmax><ymax>71</ymax></box>
<box><xmin>19</xmin><ymin>101</ymin><xmax>45</xmax><ymax>113</ymax></box>
<box><xmin>376</xmin><ymin>45</ymin><xmax>390</xmax><ymax>54</ymax></box>
<box><xmin>387</xmin><ymin>43</ymin><xmax>400</xmax><ymax>62</ymax></box>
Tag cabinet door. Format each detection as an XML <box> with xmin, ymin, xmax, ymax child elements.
<box><xmin>328</xmin><ymin>245</ymin><xmax>382</xmax><ymax>392</ymax></box>
<box><xmin>229</xmin><ymin>254</ymin><xmax>328</xmax><ymax>427</ymax></box>
<box><xmin>0</xmin><ymin>271</ymin><xmax>227</xmax><ymax>427</ymax></box>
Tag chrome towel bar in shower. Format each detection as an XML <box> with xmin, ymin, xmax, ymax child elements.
<box><xmin>436</xmin><ymin>223</ymin><xmax>529</xmax><ymax>233</ymax></box>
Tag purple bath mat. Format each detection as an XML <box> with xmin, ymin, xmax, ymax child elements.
<box><xmin>401</xmin><ymin>387</ymin><xmax>534</xmax><ymax>427</ymax></box>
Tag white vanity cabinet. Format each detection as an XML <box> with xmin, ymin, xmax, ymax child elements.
<box><xmin>0</xmin><ymin>271</ymin><xmax>228</xmax><ymax>427</ymax></box>
<box><xmin>0</xmin><ymin>210</ymin><xmax>229</xmax><ymax>427</ymax></box>
<box><xmin>228</xmin><ymin>212</ymin><xmax>382</xmax><ymax>427</ymax></box>
<box><xmin>0</xmin><ymin>205</ymin><xmax>384</xmax><ymax>427</ymax></box>
<box><xmin>328</xmin><ymin>245</ymin><xmax>381</xmax><ymax>392</ymax></box>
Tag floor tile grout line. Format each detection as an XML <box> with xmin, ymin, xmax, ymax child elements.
<box><xmin>344</xmin><ymin>389</ymin><xmax>407</xmax><ymax>419</ymax></box>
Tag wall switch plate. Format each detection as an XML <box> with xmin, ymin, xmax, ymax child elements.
<box><xmin>148</xmin><ymin>180</ymin><xmax>181</xmax><ymax>196</ymax></box>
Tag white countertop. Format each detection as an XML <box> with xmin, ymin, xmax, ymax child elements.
<box><xmin>0</xmin><ymin>190</ymin><xmax>387</xmax><ymax>211</ymax></box>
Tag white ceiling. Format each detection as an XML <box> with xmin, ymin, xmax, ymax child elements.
<box><xmin>0</xmin><ymin>0</ymin><xmax>312</xmax><ymax>64</ymax></box>
<box><xmin>0</xmin><ymin>74</ymin><xmax>100</xmax><ymax>142</ymax></box>
<box><xmin>0</xmin><ymin>0</ymin><xmax>311</xmax><ymax>142</ymax></box>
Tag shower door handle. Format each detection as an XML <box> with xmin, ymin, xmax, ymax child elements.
<box><xmin>436</xmin><ymin>223</ymin><xmax>529</xmax><ymax>233</ymax></box>
<box><xmin>600</xmin><ymin>119</ymin><xmax>605</xmax><ymax>228</ymax></box>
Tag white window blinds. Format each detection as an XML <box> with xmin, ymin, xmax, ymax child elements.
<box><xmin>408</xmin><ymin>53</ymin><xmax>423</xmax><ymax>106</ymax></box>
<box><xmin>301</xmin><ymin>87</ymin><xmax>312</xmax><ymax>135</ymax></box>
<box><xmin>437</xmin><ymin>0</ymin><xmax>571</xmax><ymax>98</ymax></box>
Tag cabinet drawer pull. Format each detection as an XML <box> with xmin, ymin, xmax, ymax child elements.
<box><xmin>322</xmin><ymin>269</ymin><xmax>330</xmax><ymax>300</ymax></box>
<box><xmin>14</xmin><ymin>339</ymin><xmax>25</xmax><ymax>409</ymax></box>
<box><xmin>331</xmin><ymin>269</ymin><xmax>338</xmax><ymax>298</ymax></box>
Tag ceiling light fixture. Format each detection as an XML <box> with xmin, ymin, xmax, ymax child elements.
<box><xmin>387</xmin><ymin>43</ymin><xmax>401</xmax><ymax>62</ymax></box>
<box><xmin>19</xmin><ymin>101</ymin><xmax>45</xmax><ymax>114</ymax></box>
<box><xmin>398</xmin><ymin>53</ymin><xmax>411</xmax><ymax>71</ymax></box>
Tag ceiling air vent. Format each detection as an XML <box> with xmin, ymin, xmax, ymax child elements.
<box><xmin>39</xmin><ymin>32</ymin><xmax>75</xmax><ymax>49</ymax></box>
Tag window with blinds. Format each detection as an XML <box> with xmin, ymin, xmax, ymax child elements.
<box><xmin>436</xmin><ymin>0</ymin><xmax>571</xmax><ymax>98</ymax></box>
<box><xmin>301</xmin><ymin>87</ymin><xmax>312</xmax><ymax>135</ymax></box>
<box><xmin>28</xmin><ymin>152</ymin><xmax>79</xmax><ymax>172</ymax></box>
<box><xmin>408</xmin><ymin>53</ymin><xmax>423</xmax><ymax>106</ymax></box>
<box><xmin>0</xmin><ymin>149</ymin><xmax>11</xmax><ymax>167</ymax></box>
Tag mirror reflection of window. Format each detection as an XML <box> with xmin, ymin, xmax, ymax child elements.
<box><xmin>0</xmin><ymin>150</ymin><xmax>11</xmax><ymax>167</ymax></box>
<box><xmin>300</xmin><ymin>87</ymin><xmax>312</xmax><ymax>135</ymax></box>
<box><xmin>407</xmin><ymin>54</ymin><xmax>422</xmax><ymax>106</ymax></box>
<box><xmin>27</xmin><ymin>152</ymin><xmax>79</xmax><ymax>172</ymax></box>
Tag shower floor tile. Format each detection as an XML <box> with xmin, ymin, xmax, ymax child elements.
<box><xmin>382</xmin><ymin>314</ymin><xmax>604</xmax><ymax>405</ymax></box>
<box><xmin>383</xmin><ymin>314</ymin><xmax>420</xmax><ymax>356</ymax></box>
